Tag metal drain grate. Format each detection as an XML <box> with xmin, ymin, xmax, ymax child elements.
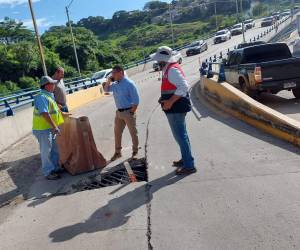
<box><xmin>71</xmin><ymin>158</ymin><xmax>147</xmax><ymax>192</ymax></box>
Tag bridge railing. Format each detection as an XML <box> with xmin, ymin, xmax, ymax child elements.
<box><xmin>0</xmin><ymin>76</ymin><xmax>103</xmax><ymax>117</ymax></box>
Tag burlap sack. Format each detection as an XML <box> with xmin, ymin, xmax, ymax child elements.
<box><xmin>57</xmin><ymin>116</ymin><xmax>107</xmax><ymax>175</ymax></box>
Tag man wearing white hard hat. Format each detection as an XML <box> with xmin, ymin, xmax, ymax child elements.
<box><xmin>151</xmin><ymin>46</ymin><xmax>196</xmax><ymax>175</ymax></box>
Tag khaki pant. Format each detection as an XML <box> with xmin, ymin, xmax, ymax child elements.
<box><xmin>114</xmin><ymin>110</ymin><xmax>139</xmax><ymax>154</ymax></box>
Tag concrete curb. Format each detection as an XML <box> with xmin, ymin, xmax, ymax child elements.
<box><xmin>198</xmin><ymin>77</ymin><xmax>300</xmax><ymax>147</ymax></box>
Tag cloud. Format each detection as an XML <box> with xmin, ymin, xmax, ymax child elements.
<box><xmin>0</xmin><ymin>0</ymin><xmax>40</xmax><ymax>6</ymax></box>
<box><xmin>22</xmin><ymin>17</ymin><xmax>52</xmax><ymax>29</ymax></box>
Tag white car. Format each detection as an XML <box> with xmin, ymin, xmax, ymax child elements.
<box><xmin>230</xmin><ymin>24</ymin><xmax>244</xmax><ymax>36</ymax></box>
<box><xmin>213</xmin><ymin>29</ymin><xmax>231</xmax><ymax>44</ymax></box>
<box><xmin>244</xmin><ymin>19</ymin><xmax>255</xmax><ymax>30</ymax></box>
<box><xmin>91</xmin><ymin>69</ymin><xmax>112</xmax><ymax>84</ymax></box>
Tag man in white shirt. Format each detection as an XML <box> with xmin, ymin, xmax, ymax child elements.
<box><xmin>151</xmin><ymin>46</ymin><xmax>196</xmax><ymax>175</ymax></box>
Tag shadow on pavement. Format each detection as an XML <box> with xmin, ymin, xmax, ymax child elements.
<box><xmin>49</xmin><ymin>172</ymin><xmax>186</xmax><ymax>243</ymax></box>
<box><xmin>0</xmin><ymin>154</ymin><xmax>40</xmax><ymax>207</ymax></box>
<box><xmin>190</xmin><ymin>84</ymin><xmax>300</xmax><ymax>155</ymax></box>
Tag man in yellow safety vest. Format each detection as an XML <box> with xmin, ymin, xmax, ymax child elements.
<box><xmin>32</xmin><ymin>76</ymin><xmax>64</xmax><ymax>180</ymax></box>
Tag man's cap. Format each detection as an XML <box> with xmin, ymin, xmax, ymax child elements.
<box><xmin>39</xmin><ymin>76</ymin><xmax>57</xmax><ymax>86</ymax></box>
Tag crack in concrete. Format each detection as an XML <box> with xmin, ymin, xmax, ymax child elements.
<box><xmin>144</xmin><ymin>104</ymin><xmax>159</xmax><ymax>250</ymax></box>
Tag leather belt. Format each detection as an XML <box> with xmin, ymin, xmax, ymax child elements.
<box><xmin>118</xmin><ymin>108</ymin><xmax>131</xmax><ymax>112</ymax></box>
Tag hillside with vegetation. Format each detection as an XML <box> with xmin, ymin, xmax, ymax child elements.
<box><xmin>0</xmin><ymin>0</ymin><xmax>295</xmax><ymax>95</ymax></box>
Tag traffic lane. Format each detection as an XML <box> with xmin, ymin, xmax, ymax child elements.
<box><xmin>259</xmin><ymin>91</ymin><xmax>300</xmax><ymax>121</ymax></box>
<box><xmin>147</xmin><ymin>84</ymin><xmax>300</xmax><ymax>249</ymax></box>
<box><xmin>180</xmin><ymin>24</ymin><xmax>274</xmax><ymax>69</ymax></box>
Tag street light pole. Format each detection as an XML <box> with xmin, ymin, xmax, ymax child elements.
<box><xmin>28</xmin><ymin>0</ymin><xmax>47</xmax><ymax>76</ymax></box>
<box><xmin>235</xmin><ymin>0</ymin><xmax>239</xmax><ymax>20</ymax></box>
<box><xmin>168</xmin><ymin>3</ymin><xmax>175</xmax><ymax>48</ymax></box>
<box><xmin>66</xmin><ymin>6</ymin><xmax>81</xmax><ymax>76</ymax></box>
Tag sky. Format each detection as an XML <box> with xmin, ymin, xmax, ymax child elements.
<box><xmin>0</xmin><ymin>0</ymin><xmax>170</xmax><ymax>32</ymax></box>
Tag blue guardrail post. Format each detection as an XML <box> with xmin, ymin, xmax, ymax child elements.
<box><xmin>4</xmin><ymin>100</ymin><xmax>14</xmax><ymax>116</ymax></box>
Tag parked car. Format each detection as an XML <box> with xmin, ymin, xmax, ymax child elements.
<box><xmin>230</xmin><ymin>23</ymin><xmax>245</xmax><ymax>36</ymax></box>
<box><xmin>223</xmin><ymin>43</ymin><xmax>300</xmax><ymax>98</ymax></box>
<box><xmin>152</xmin><ymin>51</ymin><xmax>183</xmax><ymax>71</ymax></box>
<box><xmin>213</xmin><ymin>29</ymin><xmax>231</xmax><ymax>44</ymax></box>
<box><xmin>261</xmin><ymin>17</ymin><xmax>275</xmax><ymax>27</ymax></box>
<box><xmin>244</xmin><ymin>19</ymin><xmax>255</xmax><ymax>30</ymax></box>
<box><xmin>186</xmin><ymin>40</ymin><xmax>208</xmax><ymax>56</ymax></box>
<box><xmin>91</xmin><ymin>69</ymin><xmax>112</xmax><ymax>84</ymax></box>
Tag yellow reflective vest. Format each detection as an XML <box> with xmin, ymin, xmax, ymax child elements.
<box><xmin>32</xmin><ymin>91</ymin><xmax>64</xmax><ymax>131</ymax></box>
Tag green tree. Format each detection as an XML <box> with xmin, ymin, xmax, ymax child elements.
<box><xmin>0</xmin><ymin>17</ymin><xmax>34</xmax><ymax>45</ymax></box>
<box><xmin>253</xmin><ymin>3</ymin><xmax>268</xmax><ymax>17</ymax></box>
<box><xmin>18</xmin><ymin>76</ymin><xmax>38</xmax><ymax>89</ymax></box>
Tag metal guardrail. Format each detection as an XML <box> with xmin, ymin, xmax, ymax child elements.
<box><xmin>0</xmin><ymin>15</ymin><xmax>294</xmax><ymax>117</ymax></box>
<box><xmin>0</xmin><ymin>77</ymin><xmax>101</xmax><ymax>116</ymax></box>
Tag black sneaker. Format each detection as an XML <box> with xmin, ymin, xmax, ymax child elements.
<box><xmin>172</xmin><ymin>159</ymin><xmax>184</xmax><ymax>167</ymax></box>
<box><xmin>54</xmin><ymin>167</ymin><xmax>65</xmax><ymax>174</ymax></box>
<box><xmin>175</xmin><ymin>167</ymin><xmax>197</xmax><ymax>175</ymax></box>
<box><xmin>46</xmin><ymin>172</ymin><xmax>61</xmax><ymax>180</ymax></box>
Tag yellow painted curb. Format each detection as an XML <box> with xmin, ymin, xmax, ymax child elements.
<box><xmin>67</xmin><ymin>85</ymin><xmax>105</xmax><ymax>111</ymax></box>
<box><xmin>199</xmin><ymin>77</ymin><xmax>300</xmax><ymax>147</ymax></box>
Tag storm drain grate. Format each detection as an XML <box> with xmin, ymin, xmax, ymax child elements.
<box><xmin>71</xmin><ymin>158</ymin><xmax>148</xmax><ymax>192</ymax></box>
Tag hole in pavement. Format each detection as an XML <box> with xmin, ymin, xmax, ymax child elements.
<box><xmin>71</xmin><ymin>158</ymin><xmax>148</xmax><ymax>193</ymax></box>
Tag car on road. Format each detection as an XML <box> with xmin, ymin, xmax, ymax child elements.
<box><xmin>186</xmin><ymin>40</ymin><xmax>208</xmax><ymax>56</ymax></box>
<box><xmin>244</xmin><ymin>19</ymin><xmax>255</xmax><ymax>30</ymax></box>
<box><xmin>152</xmin><ymin>51</ymin><xmax>183</xmax><ymax>71</ymax></box>
<box><xmin>230</xmin><ymin>23</ymin><xmax>245</xmax><ymax>36</ymax></box>
<box><xmin>280</xmin><ymin>11</ymin><xmax>291</xmax><ymax>18</ymax></box>
<box><xmin>213</xmin><ymin>29</ymin><xmax>231</xmax><ymax>44</ymax></box>
<box><xmin>272</xmin><ymin>12</ymin><xmax>281</xmax><ymax>20</ymax></box>
<box><xmin>261</xmin><ymin>17</ymin><xmax>275</xmax><ymax>27</ymax></box>
<box><xmin>223</xmin><ymin>43</ymin><xmax>300</xmax><ymax>98</ymax></box>
<box><xmin>91</xmin><ymin>69</ymin><xmax>112</xmax><ymax>84</ymax></box>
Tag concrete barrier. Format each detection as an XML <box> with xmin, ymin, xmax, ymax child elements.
<box><xmin>0</xmin><ymin>107</ymin><xmax>33</xmax><ymax>153</ymax></box>
<box><xmin>67</xmin><ymin>85</ymin><xmax>104</xmax><ymax>111</ymax></box>
<box><xmin>199</xmin><ymin>77</ymin><xmax>300</xmax><ymax>147</ymax></box>
<box><xmin>0</xmin><ymin>85</ymin><xmax>105</xmax><ymax>153</ymax></box>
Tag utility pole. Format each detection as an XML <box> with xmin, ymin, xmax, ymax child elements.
<box><xmin>240</xmin><ymin>0</ymin><xmax>246</xmax><ymax>43</ymax></box>
<box><xmin>66</xmin><ymin>6</ymin><xmax>81</xmax><ymax>76</ymax></box>
<box><xmin>235</xmin><ymin>0</ymin><xmax>239</xmax><ymax>21</ymax></box>
<box><xmin>291</xmin><ymin>0</ymin><xmax>295</xmax><ymax>19</ymax></box>
<box><xmin>28</xmin><ymin>0</ymin><xmax>47</xmax><ymax>76</ymax></box>
<box><xmin>168</xmin><ymin>3</ymin><xmax>175</xmax><ymax>48</ymax></box>
<box><xmin>214</xmin><ymin>2</ymin><xmax>218</xmax><ymax>30</ymax></box>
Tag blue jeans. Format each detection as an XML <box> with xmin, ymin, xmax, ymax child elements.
<box><xmin>33</xmin><ymin>129</ymin><xmax>60</xmax><ymax>176</ymax></box>
<box><xmin>166</xmin><ymin>113</ymin><xmax>195</xmax><ymax>169</ymax></box>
